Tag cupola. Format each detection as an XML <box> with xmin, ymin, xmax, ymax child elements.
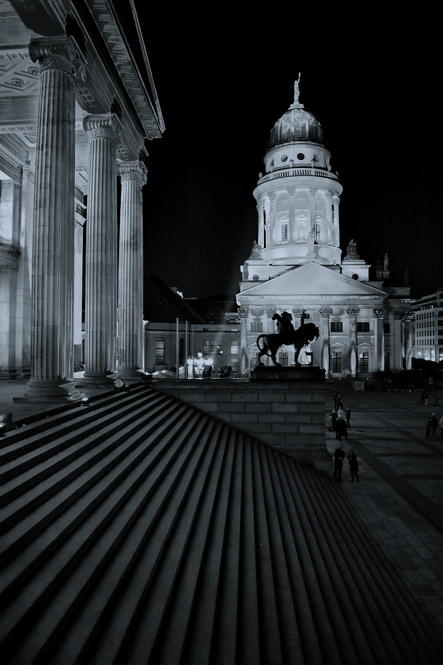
<box><xmin>268</xmin><ymin>75</ymin><xmax>324</xmax><ymax>149</ymax></box>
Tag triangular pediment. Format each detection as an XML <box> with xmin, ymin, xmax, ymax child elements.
<box><xmin>238</xmin><ymin>262</ymin><xmax>385</xmax><ymax>298</ymax></box>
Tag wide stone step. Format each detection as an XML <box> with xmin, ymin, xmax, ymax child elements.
<box><xmin>0</xmin><ymin>385</ymin><xmax>441</xmax><ymax>665</ymax></box>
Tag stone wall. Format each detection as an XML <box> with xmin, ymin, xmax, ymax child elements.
<box><xmin>150</xmin><ymin>379</ymin><xmax>330</xmax><ymax>471</ymax></box>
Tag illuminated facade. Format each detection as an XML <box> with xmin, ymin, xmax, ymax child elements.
<box><xmin>412</xmin><ymin>289</ymin><xmax>443</xmax><ymax>363</ymax></box>
<box><xmin>0</xmin><ymin>1</ymin><xmax>163</xmax><ymax>399</ymax></box>
<box><xmin>236</xmin><ymin>78</ymin><xmax>415</xmax><ymax>378</ymax></box>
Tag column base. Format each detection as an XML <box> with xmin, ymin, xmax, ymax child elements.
<box><xmin>77</xmin><ymin>372</ymin><xmax>124</xmax><ymax>390</ymax></box>
<box><xmin>116</xmin><ymin>367</ymin><xmax>146</xmax><ymax>382</ymax></box>
<box><xmin>16</xmin><ymin>379</ymin><xmax>85</xmax><ymax>404</ymax></box>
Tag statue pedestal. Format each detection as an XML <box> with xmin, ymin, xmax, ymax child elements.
<box><xmin>251</xmin><ymin>365</ymin><xmax>325</xmax><ymax>382</ymax></box>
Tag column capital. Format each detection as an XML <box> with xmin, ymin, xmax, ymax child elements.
<box><xmin>29</xmin><ymin>36</ymin><xmax>76</xmax><ymax>76</ymax></box>
<box><xmin>319</xmin><ymin>308</ymin><xmax>333</xmax><ymax>318</ymax></box>
<box><xmin>238</xmin><ymin>308</ymin><xmax>249</xmax><ymax>319</ymax></box>
<box><xmin>265</xmin><ymin>308</ymin><xmax>276</xmax><ymax>319</ymax></box>
<box><xmin>118</xmin><ymin>160</ymin><xmax>148</xmax><ymax>186</ymax></box>
<box><xmin>373</xmin><ymin>309</ymin><xmax>386</xmax><ymax>319</ymax></box>
<box><xmin>346</xmin><ymin>308</ymin><xmax>360</xmax><ymax>318</ymax></box>
<box><xmin>83</xmin><ymin>113</ymin><xmax>121</xmax><ymax>140</ymax></box>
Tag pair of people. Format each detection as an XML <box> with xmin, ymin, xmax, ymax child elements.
<box><xmin>333</xmin><ymin>444</ymin><xmax>359</xmax><ymax>482</ymax></box>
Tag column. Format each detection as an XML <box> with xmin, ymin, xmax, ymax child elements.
<box><xmin>319</xmin><ymin>308</ymin><xmax>333</xmax><ymax>377</ymax></box>
<box><xmin>293</xmin><ymin>309</ymin><xmax>305</xmax><ymax>328</ymax></box>
<box><xmin>402</xmin><ymin>312</ymin><xmax>414</xmax><ymax>370</ymax></box>
<box><xmin>257</xmin><ymin>199</ymin><xmax>265</xmax><ymax>248</ymax></box>
<box><xmin>81</xmin><ymin>114</ymin><xmax>120</xmax><ymax>387</ymax></box>
<box><xmin>332</xmin><ymin>195</ymin><xmax>340</xmax><ymax>246</ymax></box>
<box><xmin>373</xmin><ymin>309</ymin><xmax>386</xmax><ymax>372</ymax></box>
<box><xmin>238</xmin><ymin>308</ymin><xmax>249</xmax><ymax>376</ymax></box>
<box><xmin>347</xmin><ymin>308</ymin><xmax>360</xmax><ymax>377</ymax></box>
<box><xmin>308</xmin><ymin>188</ymin><xmax>316</xmax><ymax>236</ymax></box>
<box><xmin>73</xmin><ymin>214</ymin><xmax>86</xmax><ymax>368</ymax></box>
<box><xmin>117</xmin><ymin>160</ymin><xmax>147</xmax><ymax>380</ymax></box>
<box><xmin>268</xmin><ymin>192</ymin><xmax>277</xmax><ymax>245</ymax></box>
<box><xmin>23</xmin><ymin>36</ymin><xmax>81</xmax><ymax>403</ymax></box>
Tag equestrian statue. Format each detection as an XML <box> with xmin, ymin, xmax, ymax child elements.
<box><xmin>256</xmin><ymin>311</ymin><xmax>319</xmax><ymax>367</ymax></box>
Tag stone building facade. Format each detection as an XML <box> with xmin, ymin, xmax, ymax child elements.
<box><xmin>236</xmin><ymin>77</ymin><xmax>414</xmax><ymax>378</ymax></box>
<box><xmin>0</xmin><ymin>0</ymin><xmax>164</xmax><ymax>399</ymax></box>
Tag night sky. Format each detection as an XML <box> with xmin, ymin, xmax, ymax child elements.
<box><xmin>138</xmin><ymin>13</ymin><xmax>440</xmax><ymax>301</ymax></box>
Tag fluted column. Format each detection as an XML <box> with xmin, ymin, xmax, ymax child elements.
<box><xmin>81</xmin><ymin>114</ymin><xmax>120</xmax><ymax>387</ymax></box>
<box><xmin>238</xmin><ymin>308</ymin><xmax>249</xmax><ymax>375</ymax></box>
<box><xmin>374</xmin><ymin>309</ymin><xmax>386</xmax><ymax>372</ymax></box>
<box><xmin>402</xmin><ymin>312</ymin><xmax>414</xmax><ymax>370</ymax></box>
<box><xmin>347</xmin><ymin>308</ymin><xmax>360</xmax><ymax>377</ymax></box>
<box><xmin>332</xmin><ymin>195</ymin><xmax>340</xmax><ymax>246</ymax></box>
<box><xmin>117</xmin><ymin>160</ymin><xmax>147</xmax><ymax>380</ymax></box>
<box><xmin>319</xmin><ymin>308</ymin><xmax>333</xmax><ymax>377</ymax></box>
<box><xmin>23</xmin><ymin>36</ymin><xmax>81</xmax><ymax>403</ymax></box>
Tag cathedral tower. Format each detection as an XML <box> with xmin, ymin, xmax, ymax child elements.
<box><xmin>236</xmin><ymin>77</ymin><xmax>411</xmax><ymax>378</ymax></box>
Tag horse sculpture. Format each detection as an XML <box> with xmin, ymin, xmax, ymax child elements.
<box><xmin>256</xmin><ymin>321</ymin><xmax>319</xmax><ymax>367</ymax></box>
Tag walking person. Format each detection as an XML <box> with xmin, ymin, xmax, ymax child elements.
<box><xmin>335</xmin><ymin>414</ymin><xmax>348</xmax><ymax>441</ymax></box>
<box><xmin>345</xmin><ymin>407</ymin><xmax>351</xmax><ymax>427</ymax></box>
<box><xmin>439</xmin><ymin>413</ymin><xmax>443</xmax><ymax>437</ymax></box>
<box><xmin>425</xmin><ymin>417</ymin><xmax>433</xmax><ymax>438</ymax></box>
<box><xmin>430</xmin><ymin>413</ymin><xmax>438</xmax><ymax>437</ymax></box>
<box><xmin>347</xmin><ymin>448</ymin><xmax>359</xmax><ymax>482</ymax></box>
<box><xmin>333</xmin><ymin>442</ymin><xmax>345</xmax><ymax>483</ymax></box>
<box><xmin>335</xmin><ymin>392</ymin><xmax>343</xmax><ymax>411</ymax></box>
<box><xmin>329</xmin><ymin>409</ymin><xmax>337</xmax><ymax>432</ymax></box>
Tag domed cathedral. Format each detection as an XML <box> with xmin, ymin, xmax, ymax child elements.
<box><xmin>236</xmin><ymin>75</ymin><xmax>414</xmax><ymax>378</ymax></box>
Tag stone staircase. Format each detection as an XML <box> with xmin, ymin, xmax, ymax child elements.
<box><xmin>0</xmin><ymin>382</ymin><xmax>441</xmax><ymax>665</ymax></box>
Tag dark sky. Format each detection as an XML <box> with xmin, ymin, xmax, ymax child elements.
<box><xmin>139</xmin><ymin>13</ymin><xmax>440</xmax><ymax>301</ymax></box>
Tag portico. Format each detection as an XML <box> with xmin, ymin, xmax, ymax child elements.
<box><xmin>0</xmin><ymin>1</ymin><xmax>164</xmax><ymax>401</ymax></box>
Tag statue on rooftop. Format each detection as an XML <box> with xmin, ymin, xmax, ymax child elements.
<box><xmin>294</xmin><ymin>72</ymin><xmax>301</xmax><ymax>105</ymax></box>
<box><xmin>249</xmin><ymin>240</ymin><xmax>262</xmax><ymax>259</ymax></box>
<box><xmin>346</xmin><ymin>239</ymin><xmax>360</xmax><ymax>259</ymax></box>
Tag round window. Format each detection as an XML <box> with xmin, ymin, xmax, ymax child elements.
<box><xmin>297</xmin><ymin>153</ymin><xmax>305</xmax><ymax>160</ymax></box>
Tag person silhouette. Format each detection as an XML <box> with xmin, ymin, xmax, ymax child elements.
<box><xmin>347</xmin><ymin>448</ymin><xmax>359</xmax><ymax>482</ymax></box>
<box><xmin>273</xmin><ymin>311</ymin><xmax>295</xmax><ymax>345</ymax></box>
<box><xmin>333</xmin><ymin>442</ymin><xmax>345</xmax><ymax>483</ymax></box>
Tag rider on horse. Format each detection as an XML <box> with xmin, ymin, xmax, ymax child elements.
<box><xmin>273</xmin><ymin>311</ymin><xmax>295</xmax><ymax>345</ymax></box>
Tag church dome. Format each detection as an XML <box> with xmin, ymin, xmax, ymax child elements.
<box><xmin>268</xmin><ymin>77</ymin><xmax>324</xmax><ymax>148</ymax></box>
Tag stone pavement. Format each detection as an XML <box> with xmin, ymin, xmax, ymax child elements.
<box><xmin>1</xmin><ymin>378</ymin><xmax>443</xmax><ymax>632</ymax></box>
<box><xmin>325</xmin><ymin>384</ymin><xmax>443</xmax><ymax>632</ymax></box>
